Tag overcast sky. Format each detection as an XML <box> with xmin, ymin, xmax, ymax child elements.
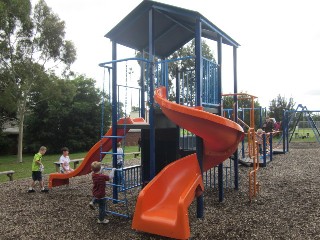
<box><xmin>43</xmin><ymin>0</ymin><xmax>320</xmax><ymax>110</ymax></box>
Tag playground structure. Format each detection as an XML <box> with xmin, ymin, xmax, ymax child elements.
<box><xmin>223</xmin><ymin>101</ymin><xmax>320</xmax><ymax>169</ymax></box>
<box><xmin>261</xmin><ymin>103</ymin><xmax>320</xmax><ymax>155</ymax></box>
<box><xmin>222</xmin><ymin>95</ymin><xmax>277</xmax><ymax>168</ymax></box>
<box><xmin>132</xmin><ymin>87</ymin><xmax>243</xmax><ymax>239</ymax></box>
<box><xmin>234</xmin><ymin>102</ymin><xmax>320</xmax><ymax>166</ymax></box>
<box><xmin>222</xmin><ymin>93</ymin><xmax>260</xmax><ymax>200</ymax></box>
<box><xmin>48</xmin><ymin>117</ymin><xmax>146</xmax><ymax>189</ymax></box>
<box><xmin>284</xmin><ymin>104</ymin><xmax>320</xmax><ymax>149</ymax></box>
<box><xmin>102</xmin><ymin>2</ymin><xmax>246</xmax><ymax>239</ymax></box>
<box><xmin>48</xmin><ymin>1</ymin><xmax>256</xmax><ymax>239</ymax></box>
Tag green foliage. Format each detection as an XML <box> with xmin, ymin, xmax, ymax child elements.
<box><xmin>135</xmin><ymin>39</ymin><xmax>215</xmax><ymax>101</ymax></box>
<box><xmin>24</xmin><ymin>75</ymin><xmax>111</xmax><ymax>154</ymax></box>
<box><xmin>269</xmin><ymin>94</ymin><xmax>295</xmax><ymax>123</ymax></box>
<box><xmin>0</xmin><ymin>134</ymin><xmax>16</xmax><ymax>154</ymax></box>
<box><xmin>0</xmin><ymin>0</ymin><xmax>76</xmax><ymax>161</ymax></box>
<box><xmin>312</xmin><ymin>113</ymin><xmax>320</xmax><ymax>121</ymax></box>
<box><xmin>0</xmin><ymin>0</ymin><xmax>32</xmax><ymax>38</ymax></box>
<box><xmin>0</xmin><ymin>0</ymin><xmax>76</xmax><ymax>74</ymax></box>
<box><xmin>131</xmin><ymin>106</ymin><xmax>140</xmax><ymax>112</ymax></box>
<box><xmin>166</xmin><ymin>39</ymin><xmax>215</xmax><ymax>100</ymax></box>
<box><xmin>168</xmin><ymin>39</ymin><xmax>215</xmax><ymax>76</ymax></box>
<box><xmin>223</xmin><ymin>94</ymin><xmax>262</xmax><ymax>129</ymax></box>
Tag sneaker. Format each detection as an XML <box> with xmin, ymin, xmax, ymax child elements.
<box><xmin>97</xmin><ymin>219</ymin><xmax>109</xmax><ymax>224</ymax></box>
<box><xmin>89</xmin><ymin>201</ymin><xmax>95</xmax><ymax>210</ymax></box>
<box><xmin>27</xmin><ymin>189</ymin><xmax>35</xmax><ymax>193</ymax></box>
<box><xmin>40</xmin><ymin>189</ymin><xmax>49</xmax><ymax>193</ymax></box>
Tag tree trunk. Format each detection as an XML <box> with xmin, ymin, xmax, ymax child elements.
<box><xmin>17</xmin><ymin>99</ymin><xmax>26</xmax><ymax>163</ymax></box>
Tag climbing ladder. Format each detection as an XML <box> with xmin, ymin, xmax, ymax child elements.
<box><xmin>99</xmin><ymin>62</ymin><xmax>131</xmax><ymax>218</ymax></box>
<box><xmin>247</xmin><ymin>128</ymin><xmax>260</xmax><ymax>201</ymax></box>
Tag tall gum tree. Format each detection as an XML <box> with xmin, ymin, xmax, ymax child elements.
<box><xmin>0</xmin><ymin>0</ymin><xmax>76</xmax><ymax>162</ymax></box>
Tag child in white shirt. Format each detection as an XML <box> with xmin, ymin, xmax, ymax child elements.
<box><xmin>59</xmin><ymin>147</ymin><xmax>74</xmax><ymax>173</ymax></box>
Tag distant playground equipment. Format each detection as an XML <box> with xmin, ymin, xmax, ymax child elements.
<box><xmin>240</xmin><ymin>129</ymin><xmax>276</xmax><ymax>167</ymax></box>
<box><xmin>237</xmin><ymin>103</ymin><xmax>320</xmax><ymax>159</ymax></box>
<box><xmin>224</xmin><ymin>98</ymin><xmax>260</xmax><ymax>155</ymax></box>
<box><xmin>284</xmin><ymin>104</ymin><xmax>320</xmax><ymax>149</ymax></box>
<box><xmin>224</xmin><ymin>102</ymin><xmax>285</xmax><ymax>167</ymax></box>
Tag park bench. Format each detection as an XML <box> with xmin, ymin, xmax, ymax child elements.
<box><xmin>0</xmin><ymin>170</ymin><xmax>15</xmax><ymax>181</ymax></box>
<box><xmin>124</xmin><ymin>152</ymin><xmax>141</xmax><ymax>158</ymax></box>
<box><xmin>53</xmin><ymin>158</ymin><xmax>84</xmax><ymax>172</ymax></box>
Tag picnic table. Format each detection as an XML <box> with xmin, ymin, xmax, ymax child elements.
<box><xmin>53</xmin><ymin>158</ymin><xmax>84</xmax><ymax>172</ymax></box>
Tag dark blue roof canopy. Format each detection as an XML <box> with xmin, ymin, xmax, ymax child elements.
<box><xmin>105</xmin><ymin>0</ymin><xmax>240</xmax><ymax>59</ymax></box>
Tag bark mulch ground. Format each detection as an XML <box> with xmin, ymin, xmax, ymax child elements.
<box><xmin>1</xmin><ymin>142</ymin><xmax>319</xmax><ymax>239</ymax></box>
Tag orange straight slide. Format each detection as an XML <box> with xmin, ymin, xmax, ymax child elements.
<box><xmin>132</xmin><ymin>153</ymin><xmax>203</xmax><ymax>239</ymax></box>
<box><xmin>132</xmin><ymin>87</ymin><xmax>244</xmax><ymax>239</ymax></box>
<box><xmin>48</xmin><ymin>117</ymin><xmax>146</xmax><ymax>188</ymax></box>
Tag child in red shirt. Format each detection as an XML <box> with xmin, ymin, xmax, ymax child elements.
<box><xmin>89</xmin><ymin>161</ymin><xmax>116</xmax><ymax>224</ymax></box>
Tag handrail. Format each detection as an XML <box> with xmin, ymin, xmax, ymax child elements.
<box><xmin>99</xmin><ymin>57</ymin><xmax>150</xmax><ymax>68</ymax></box>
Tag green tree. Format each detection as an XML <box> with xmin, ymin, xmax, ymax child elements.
<box><xmin>131</xmin><ymin>106</ymin><xmax>140</xmax><ymax>112</ymax></box>
<box><xmin>25</xmin><ymin>75</ymin><xmax>111</xmax><ymax>153</ymax></box>
<box><xmin>223</xmin><ymin>94</ymin><xmax>262</xmax><ymax>130</ymax></box>
<box><xmin>168</xmin><ymin>39</ymin><xmax>214</xmax><ymax>76</ymax></box>
<box><xmin>269</xmin><ymin>94</ymin><xmax>295</xmax><ymax>123</ymax></box>
<box><xmin>136</xmin><ymin>39</ymin><xmax>215</xmax><ymax>103</ymax></box>
<box><xmin>166</xmin><ymin>39</ymin><xmax>215</xmax><ymax>103</ymax></box>
<box><xmin>67</xmin><ymin>76</ymin><xmax>108</xmax><ymax>151</ymax></box>
<box><xmin>0</xmin><ymin>0</ymin><xmax>76</xmax><ymax>161</ymax></box>
<box><xmin>24</xmin><ymin>74</ymin><xmax>76</xmax><ymax>153</ymax></box>
<box><xmin>312</xmin><ymin>113</ymin><xmax>320</xmax><ymax>121</ymax></box>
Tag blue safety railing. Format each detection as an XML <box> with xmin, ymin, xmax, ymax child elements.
<box><xmin>203</xmin><ymin>158</ymin><xmax>234</xmax><ymax>189</ymax></box>
<box><xmin>202</xmin><ymin>57</ymin><xmax>219</xmax><ymax>107</ymax></box>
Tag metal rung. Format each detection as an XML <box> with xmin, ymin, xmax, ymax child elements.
<box><xmin>100</xmin><ymin>151</ymin><xmax>113</xmax><ymax>155</ymax></box>
<box><xmin>125</xmin><ymin>185</ymin><xmax>138</xmax><ymax>190</ymax></box>
<box><xmin>101</xmin><ymin>135</ymin><xmax>125</xmax><ymax>139</ymax></box>
<box><xmin>113</xmin><ymin>153</ymin><xmax>124</xmax><ymax>156</ymax></box>
<box><xmin>106</xmin><ymin>182</ymin><xmax>123</xmax><ymax>187</ymax></box>
<box><xmin>100</xmin><ymin>152</ymin><xmax>124</xmax><ymax>156</ymax></box>
<box><xmin>106</xmin><ymin>210</ymin><xmax>129</xmax><ymax>218</ymax></box>
<box><xmin>105</xmin><ymin>197</ymin><xmax>127</xmax><ymax>204</ymax></box>
<box><xmin>102</xmin><ymin>167</ymin><xmax>122</xmax><ymax>171</ymax></box>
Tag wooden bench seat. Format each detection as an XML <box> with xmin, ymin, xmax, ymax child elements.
<box><xmin>53</xmin><ymin>158</ymin><xmax>84</xmax><ymax>172</ymax></box>
<box><xmin>0</xmin><ymin>170</ymin><xmax>15</xmax><ymax>181</ymax></box>
<box><xmin>124</xmin><ymin>152</ymin><xmax>141</xmax><ymax>158</ymax></box>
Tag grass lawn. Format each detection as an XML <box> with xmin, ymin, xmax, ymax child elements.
<box><xmin>0</xmin><ymin>145</ymin><xmax>140</xmax><ymax>183</ymax></box>
<box><xmin>290</xmin><ymin>128</ymin><xmax>319</xmax><ymax>142</ymax></box>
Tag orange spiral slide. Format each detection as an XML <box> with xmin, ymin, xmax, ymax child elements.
<box><xmin>132</xmin><ymin>87</ymin><xmax>244</xmax><ymax>239</ymax></box>
<box><xmin>48</xmin><ymin>117</ymin><xmax>146</xmax><ymax>188</ymax></box>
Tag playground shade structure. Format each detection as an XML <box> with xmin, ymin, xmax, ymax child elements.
<box><xmin>132</xmin><ymin>86</ymin><xmax>244</xmax><ymax>239</ymax></box>
<box><xmin>48</xmin><ymin>117</ymin><xmax>146</xmax><ymax>188</ymax></box>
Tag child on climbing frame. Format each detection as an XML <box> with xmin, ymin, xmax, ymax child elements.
<box><xmin>256</xmin><ymin>128</ymin><xmax>264</xmax><ymax>154</ymax></box>
<box><xmin>89</xmin><ymin>161</ymin><xmax>116</xmax><ymax>224</ymax></box>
